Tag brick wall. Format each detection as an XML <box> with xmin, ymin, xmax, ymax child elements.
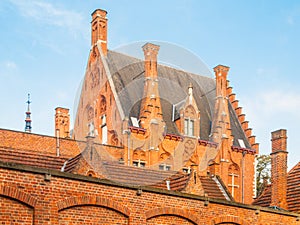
<box><xmin>0</xmin><ymin>195</ymin><xmax>33</xmax><ymax>224</ymax></box>
<box><xmin>59</xmin><ymin>205</ymin><xmax>128</xmax><ymax>225</ymax></box>
<box><xmin>147</xmin><ymin>215</ymin><xmax>195</xmax><ymax>224</ymax></box>
<box><xmin>0</xmin><ymin>162</ymin><xmax>298</xmax><ymax>225</ymax></box>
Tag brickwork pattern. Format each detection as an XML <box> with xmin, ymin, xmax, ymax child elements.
<box><xmin>0</xmin><ymin>196</ymin><xmax>33</xmax><ymax>224</ymax></box>
<box><xmin>59</xmin><ymin>205</ymin><xmax>128</xmax><ymax>225</ymax></box>
<box><xmin>0</xmin><ymin>164</ymin><xmax>298</xmax><ymax>225</ymax></box>
<box><xmin>147</xmin><ymin>215</ymin><xmax>195</xmax><ymax>225</ymax></box>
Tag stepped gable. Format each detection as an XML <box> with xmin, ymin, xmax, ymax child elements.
<box><xmin>227</xmin><ymin>82</ymin><xmax>259</xmax><ymax>151</ymax></box>
<box><xmin>0</xmin><ymin>147</ymin><xmax>68</xmax><ymax>170</ymax></box>
<box><xmin>253</xmin><ymin>162</ymin><xmax>300</xmax><ymax>212</ymax></box>
<box><xmin>107</xmin><ymin>50</ymin><xmax>251</xmax><ymax>148</ymax></box>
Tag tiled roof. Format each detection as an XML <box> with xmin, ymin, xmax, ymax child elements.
<box><xmin>200</xmin><ymin>176</ymin><xmax>231</xmax><ymax>201</ymax></box>
<box><xmin>287</xmin><ymin>162</ymin><xmax>300</xmax><ymax>212</ymax></box>
<box><xmin>252</xmin><ymin>185</ymin><xmax>271</xmax><ymax>207</ymax></box>
<box><xmin>63</xmin><ymin>152</ymin><xmax>230</xmax><ymax>200</ymax></box>
<box><xmin>0</xmin><ymin>147</ymin><xmax>68</xmax><ymax>170</ymax></box>
<box><xmin>253</xmin><ymin>162</ymin><xmax>300</xmax><ymax>212</ymax></box>
<box><xmin>0</xmin><ymin>128</ymin><xmax>81</xmax><ymax>158</ymax></box>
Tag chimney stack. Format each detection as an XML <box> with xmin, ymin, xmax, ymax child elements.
<box><xmin>55</xmin><ymin>107</ymin><xmax>70</xmax><ymax>138</ymax></box>
<box><xmin>142</xmin><ymin>43</ymin><xmax>160</xmax><ymax>78</ymax></box>
<box><xmin>214</xmin><ymin>65</ymin><xmax>230</xmax><ymax>97</ymax></box>
<box><xmin>270</xmin><ymin>129</ymin><xmax>288</xmax><ymax>209</ymax></box>
<box><xmin>139</xmin><ymin>43</ymin><xmax>163</xmax><ymax>129</ymax></box>
<box><xmin>91</xmin><ymin>9</ymin><xmax>108</xmax><ymax>55</ymax></box>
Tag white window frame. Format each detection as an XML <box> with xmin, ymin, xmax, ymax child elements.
<box><xmin>101</xmin><ymin>115</ymin><xmax>107</xmax><ymax>144</ymax></box>
<box><xmin>133</xmin><ymin>159</ymin><xmax>146</xmax><ymax>168</ymax></box>
<box><xmin>159</xmin><ymin>163</ymin><xmax>171</xmax><ymax>171</ymax></box>
<box><xmin>184</xmin><ymin>118</ymin><xmax>194</xmax><ymax>136</ymax></box>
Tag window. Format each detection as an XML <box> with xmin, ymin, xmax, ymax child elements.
<box><xmin>133</xmin><ymin>160</ymin><xmax>146</xmax><ymax>168</ymax></box>
<box><xmin>228</xmin><ymin>164</ymin><xmax>240</xmax><ymax>200</ymax></box>
<box><xmin>159</xmin><ymin>164</ymin><xmax>171</xmax><ymax>171</ymax></box>
<box><xmin>182</xmin><ymin>167</ymin><xmax>191</xmax><ymax>174</ymax></box>
<box><xmin>101</xmin><ymin>115</ymin><xmax>107</xmax><ymax>144</ymax></box>
<box><xmin>184</xmin><ymin>118</ymin><xmax>194</xmax><ymax>136</ymax></box>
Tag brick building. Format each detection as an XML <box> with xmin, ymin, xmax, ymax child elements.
<box><xmin>0</xmin><ymin>8</ymin><xmax>299</xmax><ymax>224</ymax></box>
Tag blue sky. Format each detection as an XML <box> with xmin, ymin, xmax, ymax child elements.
<box><xmin>0</xmin><ymin>0</ymin><xmax>299</xmax><ymax>168</ymax></box>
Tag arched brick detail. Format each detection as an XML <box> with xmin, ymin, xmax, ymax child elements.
<box><xmin>211</xmin><ymin>215</ymin><xmax>250</xmax><ymax>225</ymax></box>
<box><xmin>57</xmin><ymin>196</ymin><xmax>130</xmax><ymax>216</ymax></box>
<box><xmin>145</xmin><ymin>207</ymin><xmax>200</xmax><ymax>224</ymax></box>
<box><xmin>0</xmin><ymin>185</ymin><xmax>37</xmax><ymax>207</ymax></box>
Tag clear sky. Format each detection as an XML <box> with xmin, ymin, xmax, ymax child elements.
<box><xmin>0</xmin><ymin>0</ymin><xmax>299</xmax><ymax>168</ymax></box>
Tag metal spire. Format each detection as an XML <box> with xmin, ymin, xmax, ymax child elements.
<box><xmin>25</xmin><ymin>94</ymin><xmax>32</xmax><ymax>133</ymax></box>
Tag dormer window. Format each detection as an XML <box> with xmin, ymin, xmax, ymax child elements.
<box><xmin>184</xmin><ymin>118</ymin><xmax>194</xmax><ymax>136</ymax></box>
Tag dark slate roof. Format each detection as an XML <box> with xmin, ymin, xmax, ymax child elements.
<box><xmin>253</xmin><ymin>162</ymin><xmax>300</xmax><ymax>212</ymax></box>
<box><xmin>228</xmin><ymin>101</ymin><xmax>251</xmax><ymax>148</ymax></box>
<box><xmin>107</xmin><ymin>50</ymin><xmax>214</xmax><ymax>140</ymax></box>
<box><xmin>0</xmin><ymin>147</ymin><xmax>68</xmax><ymax>170</ymax></box>
<box><xmin>106</xmin><ymin>50</ymin><xmax>250</xmax><ymax>147</ymax></box>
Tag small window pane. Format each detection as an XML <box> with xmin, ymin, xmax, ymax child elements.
<box><xmin>189</xmin><ymin>120</ymin><xmax>194</xmax><ymax>136</ymax></box>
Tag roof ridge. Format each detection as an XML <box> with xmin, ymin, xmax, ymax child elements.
<box><xmin>108</xmin><ymin>50</ymin><xmax>214</xmax><ymax>80</ymax></box>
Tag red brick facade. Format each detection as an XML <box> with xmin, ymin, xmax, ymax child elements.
<box><xmin>0</xmin><ymin>162</ymin><xmax>298</xmax><ymax>225</ymax></box>
<box><xmin>1</xmin><ymin>7</ymin><xmax>298</xmax><ymax>225</ymax></box>
<box><xmin>72</xmin><ymin>8</ymin><xmax>259</xmax><ymax>204</ymax></box>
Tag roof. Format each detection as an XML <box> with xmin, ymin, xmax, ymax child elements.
<box><xmin>252</xmin><ymin>184</ymin><xmax>271</xmax><ymax>207</ymax></box>
<box><xmin>287</xmin><ymin>162</ymin><xmax>300</xmax><ymax>212</ymax></box>
<box><xmin>63</xmin><ymin>150</ymin><xmax>230</xmax><ymax>200</ymax></box>
<box><xmin>253</xmin><ymin>162</ymin><xmax>300</xmax><ymax>212</ymax></box>
<box><xmin>106</xmin><ymin>50</ymin><xmax>250</xmax><ymax>148</ymax></box>
<box><xmin>0</xmin><ymin>128</ymin><xmax>81</xmax><ymax>158</ymax></box>
<box><xmin>0</xmin><ymin>147</ymin><xmax>68</xmax><ymax>170</ymax></box>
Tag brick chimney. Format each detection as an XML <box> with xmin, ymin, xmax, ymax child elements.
<box><xmin>91</xmin><ymin>9</ymin><xmax>108</xmax><ymax>55</ymax></box>
<box><xmin>214</xmin><ymin>65</ymin><xmax>230</xmax><ymax>97</ymax></box>
<box><xmin>142</xmin><ymin>43</ymin><xmax>160</xmax><ymax>78</ymax></box>
<box><xmin>270</xmin><ymin>129</ymin><xmax>288</xmax><ymax>209</ymax></box>
<box><xmin>139</xmin><ymin>43</ymin><xmax>163</xmax><ymax>129</ymax></box>
<box><xmin>55</xmin><ymin>107</ymin><xmax>70</xmax><ymax>138</ymax></box>
<box><xmin>211</xmin><ymin>65</ymin><xmax>232</xmax><ymax>142</ymax></box>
